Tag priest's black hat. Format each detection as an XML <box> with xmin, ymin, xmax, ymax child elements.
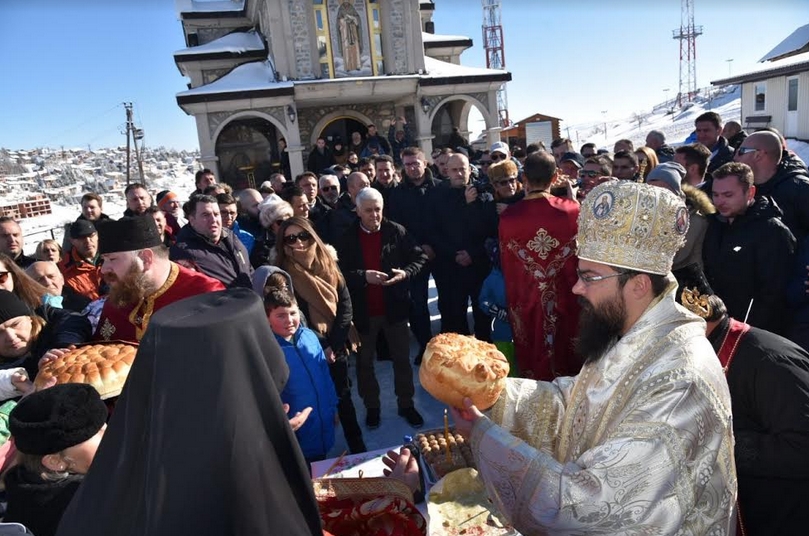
<box><xmin>10</xmin><ymin>383</ymin><xmax>107</xmax><ymax>456</ymax></box>
<box><xmin>0</xmin><ymin>290</ymin><xmax>32</xmax><ymax>324</ymax></box>
<box><xmin>97</xmin><ymin>216</ymin><xmax>162</xmax><ymax>255</ymax></box>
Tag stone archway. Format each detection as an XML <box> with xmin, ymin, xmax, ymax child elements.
<box><xmin>213</xmin><ymin>113</ymin><xmax>288</xmax><ymax>190</ymax></box>
<box><xmin>309</xmin><ymin>109</ymin><xmax>374</xmax><ymax>148</ymax></box>
<box><xmin>428</xmin><ymin>95</ymin><xmax>496</xmax><ymax>149</ymax></box>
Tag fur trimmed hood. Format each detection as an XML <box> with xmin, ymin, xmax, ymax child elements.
<box><xmin>683</xmin><ymin>183</ymin><xmax>715</xmax><ymax>215</ymax></box>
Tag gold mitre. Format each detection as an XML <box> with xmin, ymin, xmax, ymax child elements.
<box><xmin>681</xmin><ymin>287</ymin><xmax>714</xmax><ymax>319</ymax></box>
<box><xmin>577</xmin><ymin>181</ymin><xmax>689</xmax><ymax>275</ymax></box>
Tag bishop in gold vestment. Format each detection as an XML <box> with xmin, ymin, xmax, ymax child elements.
<box><xmin>455</xmin><ymin>180</ymin><xmax>737</xmax><ymax>535</ymax></box>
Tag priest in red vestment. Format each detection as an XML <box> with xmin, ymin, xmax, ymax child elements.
<box><xmin>499</xmin><ymin>151</ymin><xmax>582</xmax><ymax>379</ymax></box>
<box><xmin>93</xmin><ymin>216</ymin><xmax>224</xmax><ymax>343</ymax></box>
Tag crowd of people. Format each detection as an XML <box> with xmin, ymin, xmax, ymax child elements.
<box><xmin>0</xmin><ymin>109</ymin><xmax>806</xmax><ymax>534</ymax></box>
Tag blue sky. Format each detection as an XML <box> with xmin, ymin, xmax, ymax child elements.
<box><xmin>0</xmin><ymin>0</ymin><xmax>806</xmax><ymax>151</ymax></box>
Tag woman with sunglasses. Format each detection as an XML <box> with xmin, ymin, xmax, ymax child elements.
<box><xmin>487</xmin><ymin>159</ymin><xmax>524</xmax><ymax>214</ymax></box>
<box><xmin>274</xmin><ymin>217</ymin><xmax>366</xmax><ymax>453</ymax></box>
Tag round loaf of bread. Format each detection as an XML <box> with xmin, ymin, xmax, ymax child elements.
<box><xmin>419</xmin><ymin>333</ymin><xmax>509</xmax><ymax>410</ymax></box>
<box><xmin>34</xmin><ymin>342</ymin><xmax>137</xmax><ymax>400</ymax></box>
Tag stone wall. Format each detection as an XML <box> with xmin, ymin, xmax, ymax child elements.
<box><xmin>388</xmin><ymin>0</ymin><xmax>408</xmax><ymax>74</ymax></box>
<box><xmin>197</xmin><ymin>27</ymin><xmax>234</xmax><ymax>45</ymax></box>
<box><xmin>298</xmin><ymin>102</ymin><xmax>401</xmax><ymax>157</ymax></box>
<box><xmin>288</xmin><ymin>0</ymin><xmax>314</xmax><ymax>79</ymax></box>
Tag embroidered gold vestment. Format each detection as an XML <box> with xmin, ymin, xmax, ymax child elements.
<box><xmin>470</xmin><ymin>288</ymin><xmax>737</xmax><ymax>535</ymax></box>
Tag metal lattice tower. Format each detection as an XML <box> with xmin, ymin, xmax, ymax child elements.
<box><xmin>672</xmin><ymin>0</ymin><xmax>703</xmax><ymax>107</ymax></box>
<box><xmin>482</xmin><ymin>0</ymin><xmax>510</xmax><ymax>127</ymax></box>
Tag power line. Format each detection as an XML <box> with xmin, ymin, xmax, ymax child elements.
<box><xmin>41</xmin><ymin>103</ymin><xmax>124</xmax><ymax>147</ymax></box>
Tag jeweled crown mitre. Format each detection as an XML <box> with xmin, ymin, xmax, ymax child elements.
<box><xmin>577</xmin><ymin>181</ymin><xmax>689</xmax><ymax>275</ymax></box>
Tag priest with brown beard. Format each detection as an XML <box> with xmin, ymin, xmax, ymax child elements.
<box><xmin>92</xmin><ymin>217</ymin><xmax>225</xmax><ymax>343</ymax></box>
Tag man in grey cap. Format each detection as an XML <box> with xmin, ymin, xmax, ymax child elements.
<box><xmin>58</xmin><ymin>219</ymin><xmax>104</xmax><ymax>304</ymax></box>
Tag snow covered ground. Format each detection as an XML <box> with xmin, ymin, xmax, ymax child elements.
<box><xmin>567</xmin><ymin>85</ymin><xmax>742</xmax><ymax>150</ymax></box>
<box><xmin>19</xmin><ymin>168</ymin><xmax>197</xmax><ymax>254</ymax></box>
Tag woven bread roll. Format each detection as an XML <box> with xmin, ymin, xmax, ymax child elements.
<box><xmin>34</xmin><ymin>343</ymin><xmax>137</xmax><ymax>400</ymax></box>
<box><xmin>419</xmin><ymin>333</ymin><xmax>509</xmax><ymax>410</ymax></box>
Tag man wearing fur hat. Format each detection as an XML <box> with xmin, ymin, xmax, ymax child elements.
<box><xmin>452</xmin><ymin>181</ymin><xmax>737</xmax><ymax>534</ymax></box>
<box><xmin>92</xmin><ymin>217</ymin><xmax>224</xmax><ymax>342</ymax></box>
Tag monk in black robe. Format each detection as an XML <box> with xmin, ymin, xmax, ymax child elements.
<box><xmin>56</xmin><ymin>288</ymin><xmax>323</xmax><ymax>536</ymax></box>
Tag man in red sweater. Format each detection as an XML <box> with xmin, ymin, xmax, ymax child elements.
<box><xmin>336</xmin><ymin>188</ymin><xmax>428</xmax><ymax>429</ymax></box>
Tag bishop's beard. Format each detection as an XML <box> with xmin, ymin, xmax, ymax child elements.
<box><xmin>105</xmin><ymin>260</ymin><xmax>156</xmax><ymax>306</ymax></box>
<box><xmin>574</xmin><ymin>293</ymin><xmax>627</xmax><ymax>365</ymax></box>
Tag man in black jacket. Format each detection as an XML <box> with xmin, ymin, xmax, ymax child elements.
<box><xmin>702</xmin><ymin>163</ymin><xmax>795</xmax><ymax>334</ymax></box>
<box><xmin>170</xmin><ymin>195</ymin><xmax>253</xmax><ymax>288</ymax></box>
<box><xmin>428</xmin><ymin>153</ymin><xmax>497</xmax><ymax>342</ymax></box>
<box><xmin>387</xmin><ymin>147</ymin><xmax>440</xmax><ymax>363</ymax></box>
<box><xmin>735</xmin><ymin>130</ymin><xmax>809</xmax><ymax>241</ymax></box>
<box><xmin>306</xmin><ymin>137</ymin><xmax>335</xmax><ymax>174</ymax></box>
<box><xmin>695</xmin><ymin>112</ymin><xmax>735</xmax><ymax>191</ymax></box>
<box><xmin>682</xmin><ymin>289</ymin><xmax>809</xmax><ymax>535</ymax></box>
<box><xmin>0</xmin><ymin>217</ymin><xmax>36</xmax><ymax>268</ymax></box>
<box><xmin>337</xmin><ymin>187</ymin><xmax>427</xmax><ymax>429</ymax></box>
<box><xmin>316</xmin><ymin>172</ymin><xmax>369</xmax><ymax>245</ymax></box>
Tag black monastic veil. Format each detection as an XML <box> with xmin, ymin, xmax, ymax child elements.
<box><xmin>56</xmin><ymin>288</ymin><xmax>322</xmax><ymax>536</ymax></box>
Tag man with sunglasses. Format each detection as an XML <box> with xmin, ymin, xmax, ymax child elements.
<box><xmin>735</xmin><ymin>130</ymin><xmax>809</xmax><ymax>241</ymax></box>
<box><xmin>0</xmin><ymin>218</ymin><xmax>35</xmax><ymax>269</ymax></box>
<box><xmin>452</xmin><ymin>180</ymin><xmax>736</xmax><ymax>535</ymax></box>
<box><xmin>318</xmin><ymin>175</ymin><xmax>341</xmax><ymax>209</ymax></box>
<box><xmin>489</xmin><ymin>141</ymin><xmax>510</xmax><ymax>167</ymax></box>
<box><xmin>576</xmin><ymin>156</ymin><xmax>613</xmax><ymax>201</ymax></box>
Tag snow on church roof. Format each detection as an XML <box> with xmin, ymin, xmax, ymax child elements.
<box><xmin>175</xmin><ymin>29</ymin><xmax>264</xmax><ymax>56</ymax></box>
<box><xmin>175</xmin><ymin>0</ymin><xmax>245</xmax><ymax>15</ymax></box>
<box><xmin>421</xmin><ymin>32</ymin><xmax>471</xmax><ymax>44</ymax></box>
<box><xmin>422</xmin><ymin>56</ymin><xmax>509</xmax><ymax>79</ymax></box>
<box><xmin>177</xmin><ymin>59</ymin><xmax>292</xmax><ymax>98</ymax></box>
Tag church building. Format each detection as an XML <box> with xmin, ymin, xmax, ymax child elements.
<box><xmin>174</xmin><ymin>0</ymin><xmax>510</xmax><ymax>188</ymax></box>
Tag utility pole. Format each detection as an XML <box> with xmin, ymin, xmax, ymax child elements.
<box><xmin>123</xmin><ymin>102</ymin><xmax>146</xmax><ymax>187</ymax></box>
<box><xmin>124</xmin><ymin>102</ymin><xmax>132</xmax><ymax>186</ymax></box>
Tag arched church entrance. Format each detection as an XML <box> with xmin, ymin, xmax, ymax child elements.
<box><xmin>319</xmin><ymin>117</ymin><xmax>367</xmax><ymax>162</ymax></box>
<box><xmin>431</xmin><ymin>97</ymin><xmax>492</xmax><ymax>151</ymax></box>
<box><xmin>214</xmin><ymin>116</ymin><xmax>287</xmax><ymax>191</ymax></box>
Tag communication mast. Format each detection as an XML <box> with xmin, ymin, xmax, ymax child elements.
<box><xmin>672</xmin><ymin>0</ymin><xmax>703</xmax><ymax>107</ymax></box>
<box><xmin>482</xmin><ymin>0</ymin><xmax>510</xmax><ymax>127</ymax></box>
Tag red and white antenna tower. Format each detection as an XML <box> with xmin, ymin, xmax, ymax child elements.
<box><xmin>482</xmin><ymin>0</ymin><xmax>510</xmax><ymax>127</ymax></box>
<box><xmin>672</xmin><ymin>0</ymin><xmax>703</xmax><ymax>107</ymax></box>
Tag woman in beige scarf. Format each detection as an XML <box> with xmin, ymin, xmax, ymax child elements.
<box><xmin>275</xmin><ymin>216</ymin><xmax>366</xmax><ymax>453</ymax></box>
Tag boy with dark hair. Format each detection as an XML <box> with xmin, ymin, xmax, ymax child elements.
<box><xmin>265</xmin><ymin>289</ymin><xmax>338</xmax><ymax>463</ymax></box>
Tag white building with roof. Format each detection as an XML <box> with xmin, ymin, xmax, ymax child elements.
<box><xmin>173</xmin><ymin>0</ymin><xmax>510</xmax><ymax>188</ymax></box>
<box><xmin>712</xmin><ymin>23</ymin><xmax>809</xmax><ymax>140</ymax></box>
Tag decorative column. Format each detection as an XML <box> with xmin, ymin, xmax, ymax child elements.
<box><xmin>414</xmin><ymin>96</ymin><xmax>439</xmax><ymax>158</ymax></box>
<box><xmin>196</xmin><ymin>113</ymin><xmax>220</xmax><ymax>177</ymax></box>
<box><xmin>284</xmin><ymin>104</ymin><xmax>305</xmax><ymax>178</ymax></box>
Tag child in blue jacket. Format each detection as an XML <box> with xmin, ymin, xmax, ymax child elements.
<box><xmin>266</xmin><ymin>289</ymin><xmax>338</xmax><ymax>464</ymax></box>
<box><xmin>478</xmin><ymin>239</ymin><xmax>517</xmax><ymax>377</ymax></box>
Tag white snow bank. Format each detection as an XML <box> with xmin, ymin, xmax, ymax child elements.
<box><xmin>175</xmin><ymin>29</ymin><xmax>264</xmax><ymax>56</ymax></box>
